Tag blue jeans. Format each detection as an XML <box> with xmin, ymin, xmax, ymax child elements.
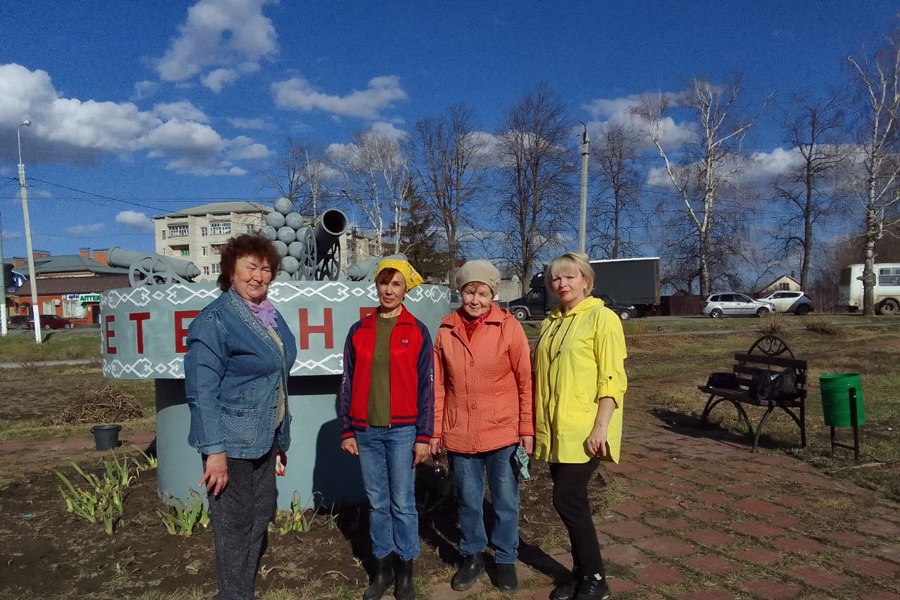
<box><xmin>449</xmin><ymin>444</ymin><xmax>520</xmax><ymax>563</ymax></box>
<box><xmin>355</xmin><ymin>425</ymin><xmax>420</xmax><ymax>561</ymax></box>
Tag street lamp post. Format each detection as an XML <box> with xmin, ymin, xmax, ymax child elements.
<box><xmin>17</xmin><ymin>119</ymin><xmax>42</xmax><ymax>343</ymax></box>
<box><xmin>578</xmin><ymin>123</ymin><xmax>590</xmax><ymax>255</ymax></box>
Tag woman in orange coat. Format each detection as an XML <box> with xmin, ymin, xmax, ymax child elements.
<box><xmin>431</xmin><ymin>260</ymin><xmax>533</xmax><ymax>593</ymax></box>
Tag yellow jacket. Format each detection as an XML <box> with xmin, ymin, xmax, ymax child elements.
<box><xmin>533</xmin><ymin>296</ymin><xmax>628</xmax><ymax>464</ymax></box>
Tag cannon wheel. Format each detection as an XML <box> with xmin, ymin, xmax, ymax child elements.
<box><xmin>297</xmin><ymin>229</ymin><xmax>317</xmax><ymax>280</ymax></box>
<box><xmin>129</xmin><ymin>257</ymin><xmax>170</xmax><ymax>287</ymax></box>
<box><xmin>316</xmin><ymin>240</ymin><xmax>341</xmax><ymax>281</ymax></box>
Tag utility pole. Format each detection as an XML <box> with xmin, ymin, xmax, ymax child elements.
<box><xmin>18</xmin><ymin>119</ymin><xmax>42</xmax><ymax>343</ymax></box>
<box><xmin>578</xmin><ymin>123</ymin><xmax>590</xmax><ymax>255</ymax></box>
<box><xmin>0</xmin><ymin>210</ymin><xmax>7</xmax><ymax>336</ymax></box>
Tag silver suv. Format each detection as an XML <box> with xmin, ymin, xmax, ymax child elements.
<box><xmin>759</xmin><ymin>291</ymin><xmax>814</xmax><ymax>315</ymax></box>
<box><xmin>702</xmin><ymin>293</ymin><xmax>775</xmax><ymax>318</ymax></box>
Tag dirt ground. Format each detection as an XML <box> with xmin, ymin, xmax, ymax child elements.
<box><xmin>0</xmin><ymin>366</ymin><xmax>603</xmax><ymax>600</ymax></box>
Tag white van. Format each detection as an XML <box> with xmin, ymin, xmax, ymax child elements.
<box><xmin>839</xmin><ymin>263</ymin><xmax>900</xmax><ymax>315</ymax></box>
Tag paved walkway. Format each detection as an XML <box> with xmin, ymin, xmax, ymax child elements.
<box><xmin>425</xmin><ymin>418</ymin><xmax>900</xmax><ymax>600</ymax></box>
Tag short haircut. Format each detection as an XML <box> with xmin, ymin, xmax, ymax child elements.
<box><xmin>217</xmin><ymin>234</ymin><xmax>281</xmax><ymax>291</ymax></box>
<box><xmin>546</xmin><ymin>251</ymin><xmax>594</xmax><ymax>290</ymax></box>
<box><xmin>460</xmin><ymin>281</ymin><xmax>493</xmax><ymax>295</ymax></box>
<box><xmin>375</xmin><ymin>267</ymin><xmax>407</xmax><ymax>291</ymax></box>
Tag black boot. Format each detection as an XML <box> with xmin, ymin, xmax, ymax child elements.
<box><xmin>394</xmin><ymin>557</ymin><xmax>415</xmax><ymax>600</ymax></box>
<box><xmin>494</xmin><ymin>562</ymin><xmax>518</xmax><ymax>592</ymax></box>
<box><xmin>573</xmin><ymin>573</ymin><xmax>611</xmax><ymax>600</ymax></box>
<box><xmin>363</xmin><ymin>555</ymin><xmax>394</xmax><ymax>600</ymax></box>
<box><xmin>550</xmin><ymin>566</ymin><xmax>581</xmax><ymax>600</ymax></box>
<box><xmin>451</xmin><ymin>552</ymin><xmax>484</xmax><ymax>591</ymax></box>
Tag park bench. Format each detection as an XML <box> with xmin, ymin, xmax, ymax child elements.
<box><xmin>698</xmin><ymin>335</ymin><xmax>807</xmax><ymax>451</ymax></box>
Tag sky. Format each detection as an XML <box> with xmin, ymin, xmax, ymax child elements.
<box><xmin>0</xmin><ymin>0</ymin><xmax>897</xmax><ymax>261</ymax></box>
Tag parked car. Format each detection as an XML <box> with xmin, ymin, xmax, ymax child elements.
<box><xmin>597</xmin><ymin>293</ymin><xmax>637</xmax><ymax>320</ymax></box>
<box><xmin>6</xmin><ymin>315</ymin><xmax>30</xmax><ymax>330</ymax></box>
<box><xmin>31</xmin><ymin>315</ymin><xmax>72</xmax><ymax>330</ymax></box>
<box><xmin>702</xmin><ymin>293</ymin><xmax>775</xmax><ymax>318</ymax></box>
<box><xmin>759</xmin><ymin>290</ymin><xmax>815</xmax><ymax>315</ymax></box>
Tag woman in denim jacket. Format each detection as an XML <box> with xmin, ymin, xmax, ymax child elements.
<box><xmin>184</xmin><ymin>234</ymin><xmax>297</xmax><ymax>600</ymax></box>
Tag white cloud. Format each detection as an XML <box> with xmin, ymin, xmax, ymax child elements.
<box><xmin>66</xmin><ymin>223</ymin><xmax>105</xmax><ymax>236</ymax></box>
<box><xmin>132</xmin><ymin>80</ymin><xmax>160</xmax><ymax>101</ymax></box>
<box><xmin>582</xmin><ymin>92</ymin><xmax>695</xmax><ymax>151</ymax></box>
<box><xmin>227</xmin><ymin>117</ymin><xmax>267</xmax><ymax>130</ymax></box>
<box><xmin>370</xmin><ymin>121</ymin><xmax>407</xmax><ymax>141</ymax></box>
<box><xmin>154</xmin><ymin>0</ymin><xmax>277</xmax><ymax>91</ymax></box>
<box><xmin>0</xmin><ymin>63</ymin><xmax>267</xmax><ymax>175</ymax></box>
<box><xmin>116</xmin><ymin>211</ymin><xmax>155</xmax><ymax>232</ymax></box>
<box><xmin>272</xmin><ymin>75</ymin><xmax>407</xmax><ymax>119</ymax></box>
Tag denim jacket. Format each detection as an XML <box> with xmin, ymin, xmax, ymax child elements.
<box><xmin>184</xmin><ymin>288</ymin><xmax>297</xmax><ymax>459</ymax></box>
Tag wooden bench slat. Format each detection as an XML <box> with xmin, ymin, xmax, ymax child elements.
<box><xmin>733</xmin><ymin>353</ymin><xmax>808</xmax><ymax>369</ymax></box>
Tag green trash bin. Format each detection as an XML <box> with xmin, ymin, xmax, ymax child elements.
<box><xmin>819</xmin><ymin>373</ymin><xmax>865</xmax><ymax>427</ymax></box>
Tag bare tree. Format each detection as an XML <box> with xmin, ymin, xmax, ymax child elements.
<box><xmin>635</xmin><ymin>77</ymin><xmax>755</xmax><ymax>297</ymax></box>
<box><xmin>330</xmin><ymin>131</ymin><xmax>410</xmax><ymax>256</ymax></box>
<box><xmin>590</xmin><ymin>123</ymin><xmax>643</xmax><ymax>258</ymax></box>
<box><xmin>497</xmin><ymin>83</ymin><xmax>574</xmax><ymax>295</ymax></box>
<box><xmin>258</xmin><ymin>138</ymin><xmax>331</xmax><ymax>218</ymax></box>
<box><xmin>774</xmin><ymin>92</ymin><xmax>847</xmax><ymax>289</ymax></box>
<box><xmin>847</xmin><ymin>28</ymin><xmax>900</xmax><ymax>315</ymax></box>
<box><xmin>408</xmin><ymin>104</ymin><xmax>487</xmax><ymax>283</ymax></box>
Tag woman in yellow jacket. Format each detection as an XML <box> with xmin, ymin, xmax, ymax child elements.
<box><xmin>534</xmin><ymin>252</ymin><xmax>627</xmax><ymax>600</ymax></box>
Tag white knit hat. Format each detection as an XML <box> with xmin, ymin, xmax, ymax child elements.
<box><xmin>455</xmin><ymin>260</ymin><xmax>501</xmax><ymax>294</ymax></box>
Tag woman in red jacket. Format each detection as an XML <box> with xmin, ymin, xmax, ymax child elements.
<box><xmin>338</xmin><ymin>258</ymin><xmax>434</xmax><ymax>600</ymax></box>
<box><xmin>431</xmin><ymin>260</ymin><xmax>533</xmax><ymax>593</ymax></box>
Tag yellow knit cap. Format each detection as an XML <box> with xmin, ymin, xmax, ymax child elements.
<box><xmin>374</xmin><ymin>259</ymin><xmax>424</xmax><ymax>290</ymax></box>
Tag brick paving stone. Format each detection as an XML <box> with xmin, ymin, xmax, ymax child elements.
<box><xmin>783</xmin><ymin>472</ymin><xmax>832</xmax><ymax>486</ymax></box>
<box><xmin>723</xmin><ymin>484</ymin><xmax>760</xmax><ymax>496</ymax></box>
<box><xmin>753</xmin><ymin>453</ymin><xmax>800</xmax><ymax>467</ymax></box>
<box><xmin>841</xmin><ymin>554</ymin><xmax>900</xmax><ymax>578</ymax></box>
<box><xmin>728</xmin><ymin>548</ymin><xmax>783</xmax><ymax>566</ymax></box>
<box><xmin>828</xmin><ymin>531</ymin><xmax>874</xmax><ymax>548</ymax></box>
<box><xmin>677</xmin><ymin>588</ymin><xmax>736</xmax><ymax>599</ymax></box>
<box><xmin>653</xmin><ymin>497</ymin><xmax>693</xmax><ymax>511</ymax></box>
<box><xmin>870</xmin><ymin>542</ymin><xmax>900</xmax><ymax>563</ymax></box>
<box><xmin>728</xmin><ymin>469</ymin><xmax>770</xmax><ymax>482</ymax></box>
<box><xmin>768</xmin><ymin>495</ymin><xmax>811</xmax><ymax>510</ymax></box>
<box><xmin>765</xmin><ymin>514</ymin><xmax>803</xmax><ymax>529</ymax></box>
<box><xmin>630</xmin><ymin>562</ymin><xmax>685</xmax><ymax>586</ymax></box>
<box><xmin>860</xmin><ymin>593</ymin><xmax>900</xmax><ymax>600</ymax></box>
<box><xmin>611</xmin><ymin>501</ymin><xmax>653</xmax><ymax>518</ymax></box>
<box><xmin>604</xmin><ymin>543</ymin><xmax>650</xmax><ymax>567</ymax></box>
<box><xmin>683</xmin><ymin>528</ymin><xmax>740</xmax><ymax>547</ymax></box>
<box><xmin>691</xmin><ymin>475</ymin><xmax>730</xmax><ymax>487</ymax></box>
<box><xmin>856</xmin><ymin>518</ymin><xmax>900</xmax><ymax>539</ymax></box>
<box><xmin>733</xmin><ymin>498</ymin><xmax>786</xmax><ymax>517</ymax></box>
<box><xmin>785</xmin><ymin>565</ymin><xmax>855</xmax><ymax>590</ymax></box>
<box><xmin>609</xmin><ymin>576</ymin><xmax>640</xmax><ymax>595</ymax></box>
<box><xmin>603</xmin><ymin>520</ymin><xmax>656</xmax><ymax>539</ymax></box>
<box><xmin>633</xmin><ymin>471</ymin><xmax>670</xmax><ymax>483</ymax></box>
<box><xmin>642</xmin><ymin>458</ymin><xmax>673</xmax><ymax>469</ymax></box>
<box><xmin>771</xmin><ymin>535</ymin><xmax>829</xmax><ymax>555</ymax></box>
<box><xmin>644</xmin><ymin>517</ymin><xmax>694</xmax><ymax>531</ymax></box>
<box><xmin>666</xmin><ymin>480</ymin><xmax>695</xmax><ymax>493</ymax></box>
<box><xmin>629</xmin><ymin>485</ymin><xmax>666</xmax><ymax>499</ymax></box>
<box><xmin>605</xmin><ymin>461</ymin><xmax>641</xmax><ymax>474</ymax></box>
<box><xmin>684</xmin><ymin>508</ymin><xmax>731</xmax><ymax>523</ymax></box>
<box><xmin>682</xmin><ymin>554</ymin><xmax>741</xmax><ymax>576</ymax></box>
<box><xmin>693</xmin><ymin>491</ymin><xmax>730</xmax><ymax>505</ymax></box>
<box><xmin>741</xmin><ymin>580</ymin><xmax>803</xmax><ymax>599</ymax></box>
<box><xmin>633</xmin><ymin>535</ymin><xmax>696</xmax><ymax>557</ymax></box>
<box><xmin>728</xmin><ymin>521</ymin><xmax>784</xmax><ymax>538</ymax></box>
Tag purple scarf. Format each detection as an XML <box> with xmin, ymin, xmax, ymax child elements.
<box><xmin>244</xmin><ymin>297</ymin><xmax>277</xmax><ymax>329</ymax></box>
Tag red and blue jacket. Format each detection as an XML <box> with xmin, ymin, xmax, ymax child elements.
<box><xmin>339</xmin><ymin>305</ymin><xmax>435</xmax><ymax>443</ymax></box>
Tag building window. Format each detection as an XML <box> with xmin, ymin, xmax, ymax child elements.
<box><xmin>778</xmin><ymin>282</ymin><xmax>790</xmax><ymax>291</ymax></box>
<box><xmin>201</xmin><ymin>226</ymin><xmax>208</xmax><ymax>237</ymax></box>
<box><xmin>210</xmin><ymin>221</ymin><xmax>231</xmax><ymax>236</ymax></box>
<box><xmin>202</xmin><ymin>246</ymin><xmax>208</xmax><ymax>257</ymax></box>
<box><xmin>246</xmin><ymin>224</ymin><xmax>254</xmax><ymax>233</ymax></box>
<box><xmin>202</xmin><ymin>266</ymin><xmax>210</xmax><ymax>276</ymax></box>
<box><xmin>180</xmin><ymin>248</ymin><xmax>190</xmax><ymax>257</ymax></box>
<box><xmin>211</xmin><ymin>244</ymin><xmax>224</xmax><ymax>255</ymax></box>
<box><xmin>42</xmin><ymin>301</ymin><xmax>55</xmax><ymax>315</ymax></box>
<box><xmin>168</xmin><ymin>224</ymin><xmax>189</xmax><ymax>238</ymax></box>
<box><xmin>161</xmin><ymin>230</ymin><xmax>166</xmax><ymax>240</ymax></box>
<box><xmin>211</xmin><ymin>263</ymin><xmax>221</xmax><ymax>274</ymax></box>
<box><xmin>62</xmin><ymin>299</ymin><xmax>81</xmax><ymax>318</ymax></box>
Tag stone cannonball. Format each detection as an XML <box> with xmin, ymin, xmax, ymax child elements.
<box><xmin>277</xmin><ymin>226</ymin><xmax>297</xmax><ymax>244</ymax></box>
<box><xmin>274</xmin><ymin>197</ymin><xmax>293</xmax><ymax>215</ymax></box>
<box><xmin>265</xmin><ymin>211</ymin><xmax>285</xmax><ymax>228</ymax></box>
<box><xmin>273</xmin><ymin>270</ymin><xmax>291</xmax><ymax>281</ymax></box>
<box><xmin>288</xmin><ymin>241</ymin><xmax>304</xmax><ymax>259</ymax></box>
<box><xmin>285</xmin><ymin>212</ymin><xmax>305</xmax><ymax>230</ymax></box>
<box><xmin>280</xmin><ymin>256</ymin><xmax>300</xmax><ymax>275</ymax></box>
<box><xmin>273</xmin><ymin>240</ymin><xmax>288</xmax><ymax>257</ymax></box>
<box><xmin>260</xmin><ymin>225</ymin><xmax>277</xmax><ymax>240</ymax></box>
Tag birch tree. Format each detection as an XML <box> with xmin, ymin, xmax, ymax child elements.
<box><xmin>847</xmin><ymin>28</ymin><xmax>900</xmax><ymax>315</ymax></box>
<box><xmin>590</xmin><ymin>123</ymin><xmax>643</xmax><ymax>258</ymax></box>
<box><xmin>497</xmin><ymin>83</ymin><xmax>574</xmax><ymax>295</ymax></box>
<box><xmin>409</xmin><ymin>104</ymin><xmax>488</xmax><ymax>283</ymax></box>
<box><xmin>635</xmin><ymin>77</ymin><xmax>754</xmax><ymax>298</ymax></box>
<box><xmin>258</xmin><ymin>138</ymin><xmax>331</xmax><ymax>218</ymax></box>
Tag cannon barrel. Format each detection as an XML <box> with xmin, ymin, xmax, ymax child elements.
<box><xmin>346</xmin><ymin>253</ymin><xmax>408</xmax><ymax>281</ymax></box>
<box><xmin>108</xmin><ymin>247</ymin><xmax>201</xmax><ymax>280</ymax></box>
<box><xmin>315</xmin><ymin>209</ymin><xmax>348</xmax><ymax>256</ymax></box>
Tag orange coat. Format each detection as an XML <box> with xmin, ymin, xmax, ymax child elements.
<box><xmin>433</xmin><ymin>304</ymin><xmax>534</xmax><ymax>453</ymax></box>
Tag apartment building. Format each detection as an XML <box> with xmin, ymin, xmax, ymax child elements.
<box><xmin>153</xmin><ymin>202</ymin><xmax>270</xmax><ymax>281</ymax></box>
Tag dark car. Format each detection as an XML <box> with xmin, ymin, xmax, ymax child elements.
<box><xmin>6</xmin><ymin>315</ymin><xmax>30</xmax><ymax>330</ymax></box>
<box><xmin>597</xmin><ymin>294</ymin><xmax>636</xmax><ymax>320</ymax></box>
<box><xmin>33</xmin><ymin>315</ymin><xmax>72</xmax><ymax>330</ymax></box>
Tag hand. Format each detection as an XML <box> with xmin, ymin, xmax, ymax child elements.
<box><xmin>340</xmin><ymin>438</ymin><xmax>359</xmax><ymax>456</ymax></box>
<box><xmin>412</xmin><ymin>443</ymin><xmax>431</xmax><ymax>467</ymax></box>
<box><xmin>519</xmin><ymin>435</ymin><xmax>534</xmax><ymax>455</ymax></box>
<box><xmin>275</xmin><ymin>449</ymin><xmax>287</xmax><ymax>476</ymax></box>
<box><xmin>429</xmin><ymin>438</ymin><xmax>442</xmax><ymax>456</ymax></box>
<box><xmin>200</xmin><ymin>452</ymin><xmax>228</xmax><ymax>496</ymax></box>
<box><xmin>586</xmin><ymin>426</ymin><xmax>608</xmax><ymax>458</ymax></box>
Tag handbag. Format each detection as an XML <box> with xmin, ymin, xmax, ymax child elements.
<box><xmin>750</xmin><ymin>368</ymin><xmax>797</xmax><ymax>400</ymax></box>
<box><xmin>706</xmin><ymin>372</ymin><xmax>739</xmax><ymax>389</ymax></box>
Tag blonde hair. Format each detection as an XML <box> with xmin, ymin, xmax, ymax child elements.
<box><xmin>546</xmin><ymin>252</ymin><xmax>594</xmax><ymax>290</ymax></box>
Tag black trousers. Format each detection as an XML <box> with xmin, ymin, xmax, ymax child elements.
<box><xmin>205</xmin><ymin>446</ymin><xmax>277</xmax><ymax>600</ymax></box>
<box><xmin>549</xmin><ymin>457</ymin><xmax>605</xmax><ymax>576</ymax></box>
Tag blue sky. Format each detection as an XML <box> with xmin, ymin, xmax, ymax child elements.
<box><xmin>0</xmin><ymin>0</ymin><xmax>896</xmax><ymax>259</ymax></box>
